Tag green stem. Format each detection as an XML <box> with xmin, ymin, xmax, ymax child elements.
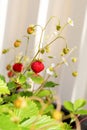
<box><xmin>37</xmin><ymin>16</ymin><xmax>56</xmax><ymax>55</ymax></box>
<box><xmin>63</xmin><ymin>114</ymin><xmax>81</xmax><ymax>130</ymax></box>
<box><xmin>34</xmin><ymin>75</ymin><xmax>50</xmax><ymax>95</ymax></box>
<box><xmin>44</xmin><ymin>35</ymin><xmax>68</xmax><ymax>49</ymax></box>
<box><xmin>55</xmin><ymin>61</ymin><xmax>64</xmax><ymax>69</ymax></box>
<box><xmin>63</xmin><ymin>114</ymin><xmax>71</xmax><ymax>121</ymax></box>
<box><xmin>34</xmin><ymin>24</ymin><xmax>43</xmax><ymax>30</ymax></box>
<box><xmin>23</xmin><ymin>50</ymin><xmax>40</xmax><ymax>74</ymax></box>
<box><xmin>59</xmin><ymin>23</ymin><xmax>68</xmax><ymax>35</ymax></box>
<box><xmin>72</xmin><ymin>114</ymin><xmax>81</xmax><ymax>130</ymax></box>
<box><xmin>37</xmin><ymin>17</ymin><xmax>55</xmax><ymax>56</ymax></box>
<box><xmin>43</xmin><ymin>16</ymin><xmax>56</xmax><ymax>30</ymax></box>
<box><xmin>29</xmin><ymin>96</ymin><xmax>45</xmax><ymax>108</ymax></box>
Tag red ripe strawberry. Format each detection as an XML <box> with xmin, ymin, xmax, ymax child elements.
<box><xmin>13</xmin><ymin>63</ymin><xmax>23</xmax><ymax>72</ymax></box>
<box><xmin>8</xmin><ymin>71</ymin><xmax>14</xmax><ymax>77</ymax></box>
<box><xmin>31</xmin><ymin>60</ymin><xmax>44</xmax><ymax>73</ymax></box>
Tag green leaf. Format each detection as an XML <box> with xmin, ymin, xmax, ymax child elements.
<box><xmin>43</xmin><ymin>104</ymin><xmax>54</xmax><ymax>114</ymax></box>
<box><xmin>21</xmin><ymin>115</ymin><xmax>61</xmax><ymax>130</ymax></box>
<box><xmin>19</xmin><ymin>91</ymin><xmax>33</xmax><ymax>97</ymax></box>
<box><xmin>21</xmin><ymin>127</ymin><xmax>29</xmax><ymax>130</ymax></box>
<box><xmin>31</xmin><ymin>74</ymin><xmax>44</xmax><ymax>84</ymax></box>
<box><xmin>0</xmin><ymin>114</ymin><xmax>21</xmax><ymax>130</ymax></box>
<box><xmin>7</xmin><ymin>94</ymin><xmax>19</xmax><ymax>102</ymax></box>
<box><xmin>16</xmin><ymin>100</ymin><xmax>39</xmax><ymax>121</ymax></box>
<box><xmin>75</xmin><ymin>109</ymin><xmax>87</xmax><ymax>115</ymax></box>
<box><xmin>0</xmin><ymin>103</ymin><xmax>14</xmax><ymax>114</ymax></box>
<box><xmin>74</xmin><ymin>99</ymin><xmax>86</xmax><ymax>111</ymax></box>
<box><xmin>26</xmin><ymin>71</ymin><xmax>34</xmax><ymax>77</ymax></box>
<box><xmin>0</xmin><ymin>74</ymin><xmax>5</xmax><ymax>81</ymax></box>
<box><xmin>44</xmin><ymin>81</ymin><xmax>59</xmax><ymax>88</ymax></box>
<box><xmin>58</xmin><ymin>123</ymin><xmax>72</xmax><ymax>130</ymax></box>
<box><xmin>0</xmin><ymin>97</ymin><xmax>3</xmax><ymax>103</ymax></box>
<box><xmin>17</xmin><ymin>74</ymin><xmax>26</xmax><ymax>84</ymax></box>
<box><xmin>64</xmin><ymin>101</ymin><xmax>74</xmax><ymax>112</ymax></box>
<box><xmin>27</xmin><ymin>71</ymin><xmax>44</xmax><ymax>84</ymax></box>
<box><xmin>0</xmin><ymin>79</ymin><xmax>10</xmax><ymax>95</ymax></box>
<box><xmin>36</xmin><ymin>89</ymin><xmax>51</xmax><ymax>97</ymax></box>
<box><xmin>7</xmin><ymin>81</ymin><xmax>16</xmax><ymax>90</ymax></box>
<box><xmin>48</xmin><ymin>56</ymin><xmax>54</xmax><ymax>58</ymax></box>
<box><xmin>22</xmin><ymin>82</ymin><xmax>31</xmax><ymax>89</ymax></box>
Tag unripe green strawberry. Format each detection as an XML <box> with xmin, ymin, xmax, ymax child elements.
<box><xmin>72</xmin><ymin>57</ymin><xmax>77</xmax><ymax>63</ymax></box>
<box><xmin>72</xmin><ymin>71</ymin><xmax>78</xmax><ymax>77</ymax></box>
<box><xmin>2</xmin><ymin>49</ymin><xmax>9</xmax><ymax>54</ymax></box>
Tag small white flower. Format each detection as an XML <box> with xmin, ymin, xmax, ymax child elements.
<box><xmin>46</xmin><ymin>63</ymin><xmax>55</xmax><ymax>75</ymax></box>
<box><xmin>67</xmin><ymin>17</ymin><xmax>74</xmax><ymax>26</ymax></box>
<box><xmin>46</xmin><ymin>68</ymin><xmax>54</xmax><ymax>75</ymax></box>
<box><xmin>51</xmin><ymin>63</ymin><xmax>55</xmax><ymax>67</ymax></box>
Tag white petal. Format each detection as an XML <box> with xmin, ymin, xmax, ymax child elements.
<box><xmin>67</xmin><ymin>17</ymin><xmax>74</xmax><ymax>26</ymax></box>
<box><xmin>51</xmin><ymin>63</ymin><xmax>55</xmax><ymax>67</ymax></box>
<box><xmin>46</xmin><ymin>68</ymin><xmax>54</xmax><ymax>75</ymax></box>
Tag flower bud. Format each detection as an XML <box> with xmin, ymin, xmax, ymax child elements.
<box><xmin>40</xmin><ymin>49</ymin><xmax>45</xmax><ymax>54</ymax></box>
<box><xmin>56</xmin><ymin>25</ymin><xmax>61</xmax><ymax>31</ymax></box>
<box><xmin>63</xmin><ymin>48</ymin><xmax>70</xmax><ymax>54</ymax></box>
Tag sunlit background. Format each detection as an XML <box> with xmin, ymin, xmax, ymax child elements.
<box><xmin>0</xmin><ymin>0</ymin><xmax>87</xmax><ymax>104</ymax></box>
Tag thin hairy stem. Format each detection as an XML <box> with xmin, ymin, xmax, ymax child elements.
<box><xmin>73</xmin><ymin>115</ymin><xmax>81</xmax><ymax>130</ymax></box>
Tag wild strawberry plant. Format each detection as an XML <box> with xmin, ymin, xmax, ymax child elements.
<box><xmin>0</xmin><ymin>17</ymin><xmax>87</xmax><ymax>130</ymax></box>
